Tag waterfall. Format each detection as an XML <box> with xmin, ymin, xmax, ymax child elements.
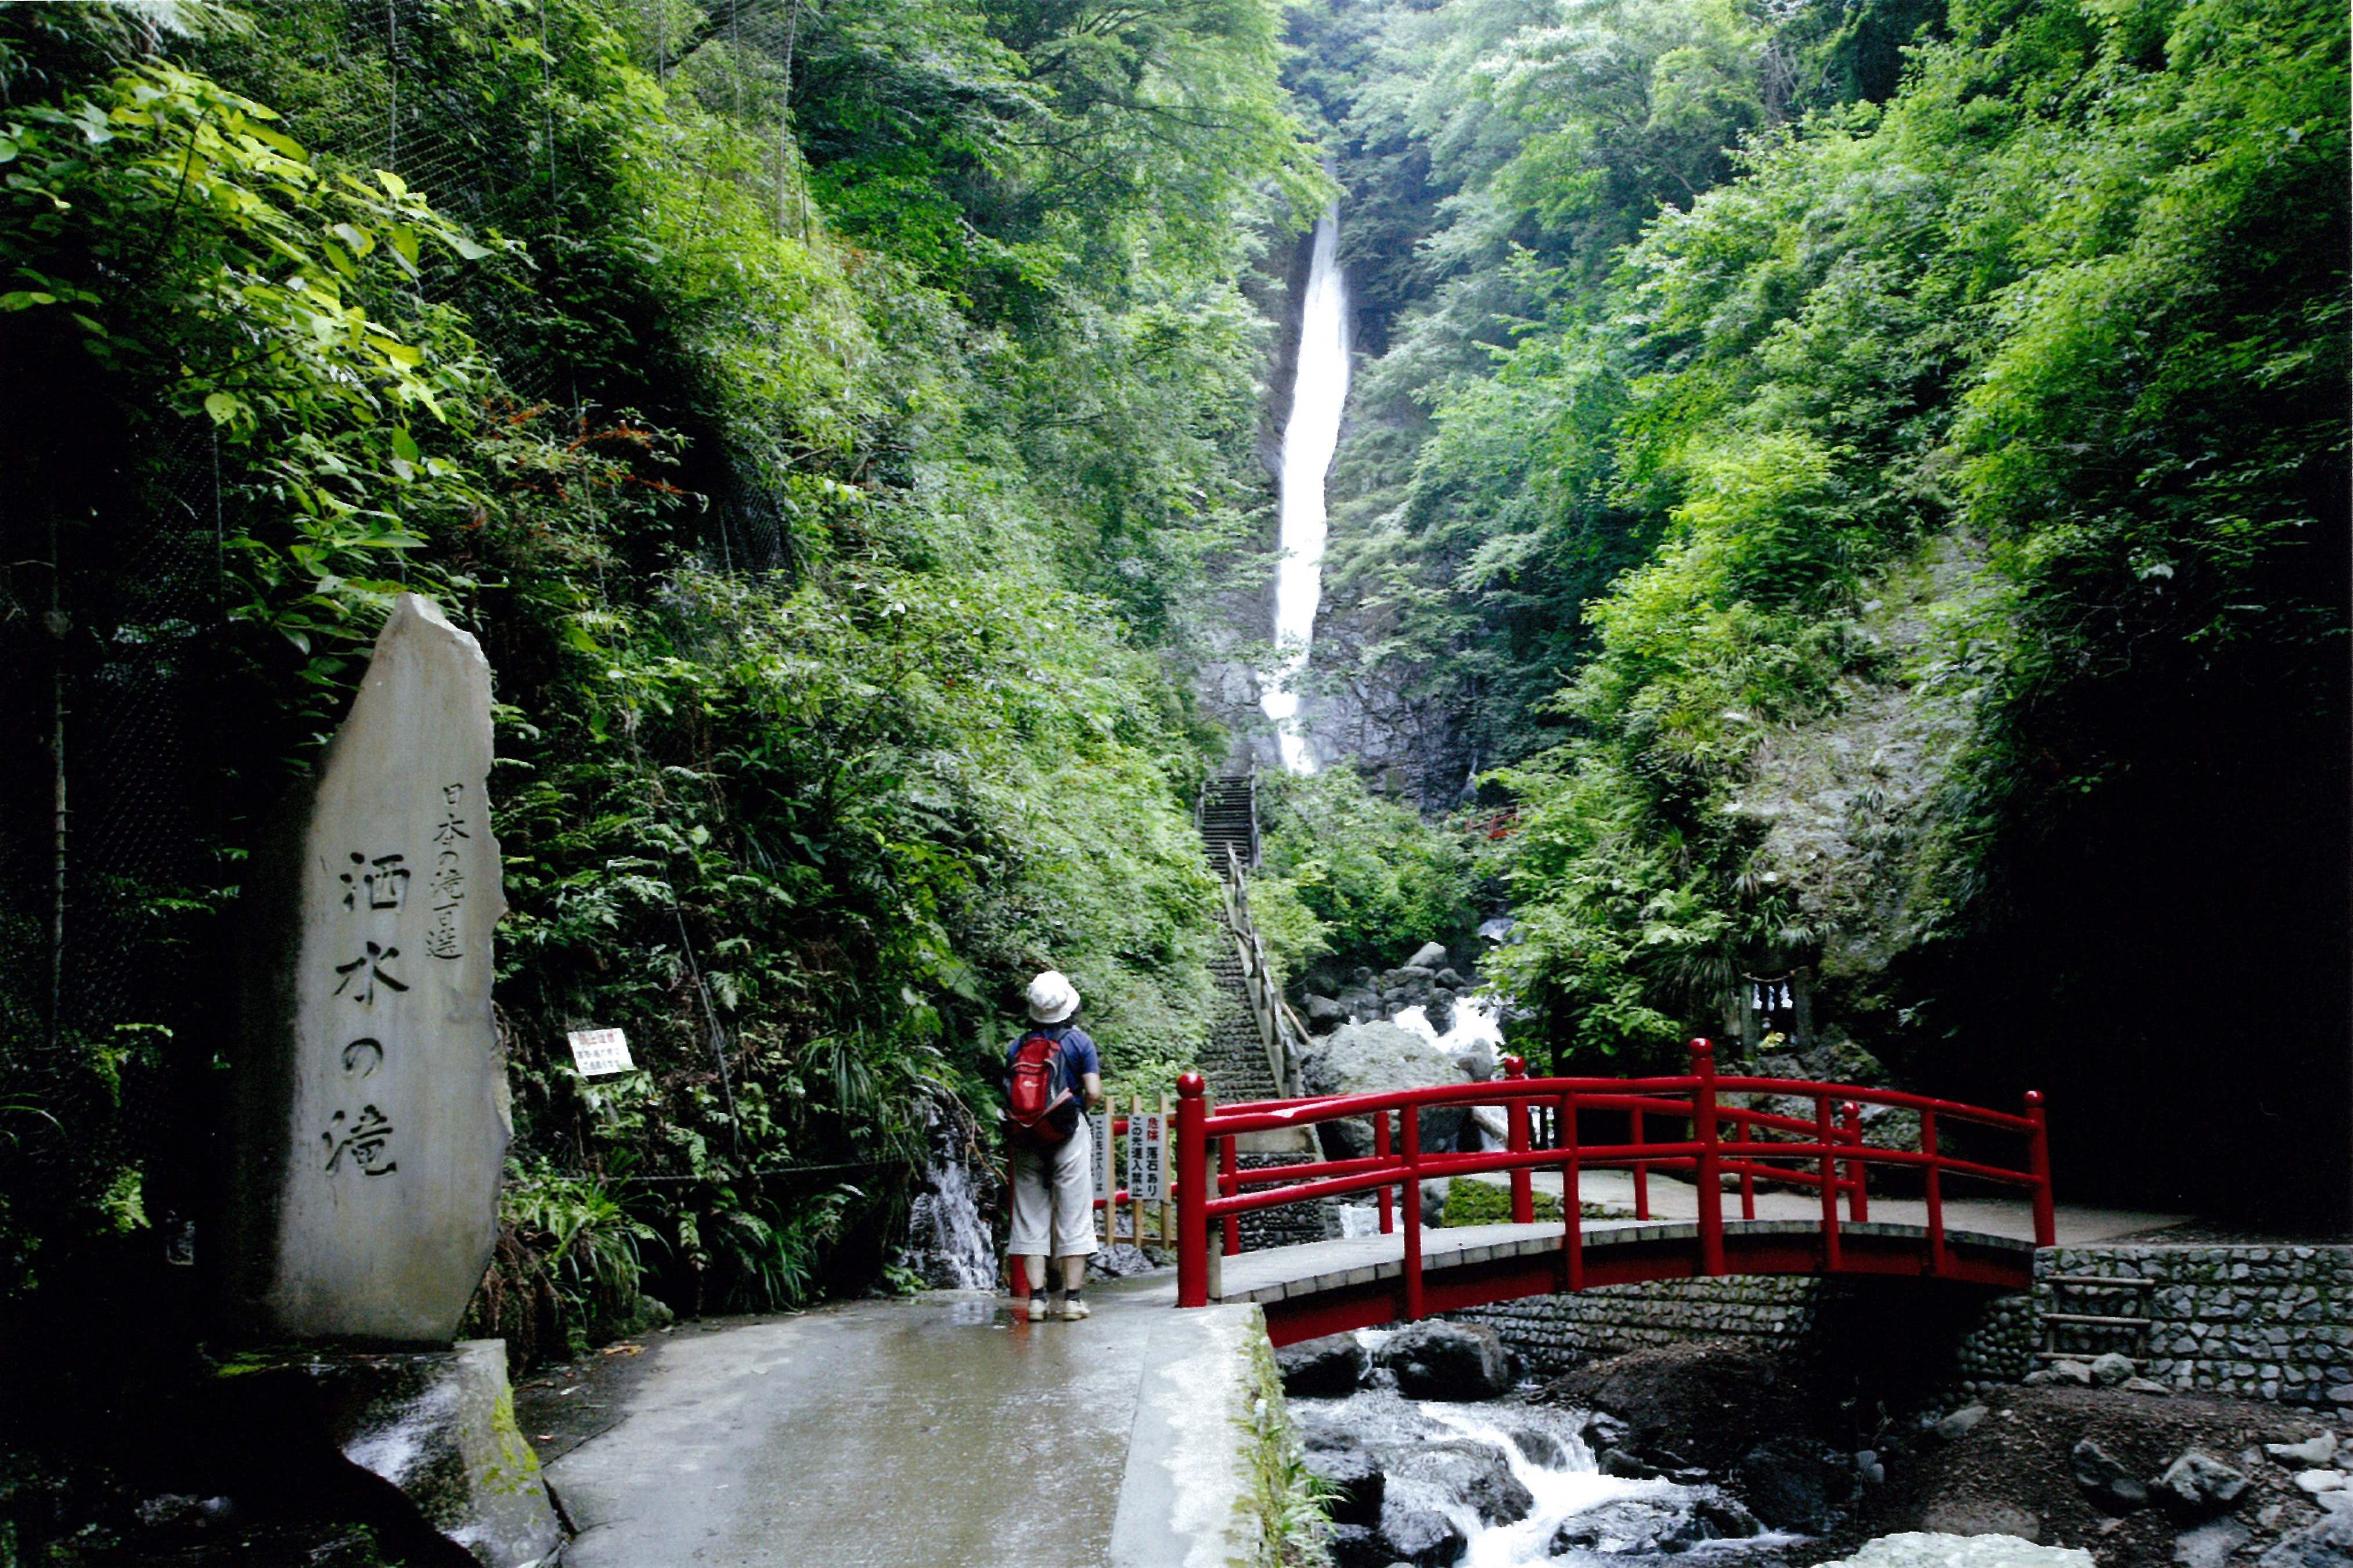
<box><xmin>900</xmin><ymin>1099</ymin><xmax>998</xmax><ymax>1291</ymax></box>
<box><xmin>905</xmin><ymin>1156</ymin><xmax>996</xmax><ymax>1291</ymax></box>
<box><xmin>1262</xmin><ymin>210</ymin><xmax>1352</xmax><ymax>774</ymax></box>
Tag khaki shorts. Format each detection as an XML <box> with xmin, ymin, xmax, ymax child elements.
<box><xmin>1008</xmin><ymin>1115</ymin><xmax>1098</xmax><ymax>1259</ymax></box>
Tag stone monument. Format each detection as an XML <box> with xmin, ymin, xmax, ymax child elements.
<box><xmin>224</xmin><ymin>594</ymin><xmax>558</xmax><ymax>1565</ymax></box>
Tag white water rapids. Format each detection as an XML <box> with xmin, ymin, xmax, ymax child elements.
<box><xmin>1262</xmin><ymin>209</ymin><xmax>1352</xmax><ymax>773</ymax></box>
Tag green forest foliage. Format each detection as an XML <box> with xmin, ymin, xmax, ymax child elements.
<box><xmin>1248</xmin><ymin>763</ymin><xmax>1479</xmax><ymax>986</ymax></box>
<box><xmin>1293</xmin><ymin>0</ymin><xmax>2345</xmax><ymax>1210</ymax></box>
<box><xmin>0</xmin><ymin>0</ymin><xmax>1324</xmax><ymax>1397</ymax></box>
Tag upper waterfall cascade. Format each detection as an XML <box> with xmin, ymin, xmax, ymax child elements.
<box><xmin>1262</xmin><ymin>210</ymin><xmax>1352</xmax><ymax>773</ymax></box>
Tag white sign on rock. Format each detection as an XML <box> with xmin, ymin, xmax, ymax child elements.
<box><xmin>225</xmin><ymin>594</ymin><xmax>510</xmax><ymax>1344</ymax></box>
<box><xmin>567</xmin><ymin>1028</ymin><xmax>635</xmax><ymax>1076</ymax></box>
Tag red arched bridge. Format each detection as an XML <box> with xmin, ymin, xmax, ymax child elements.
<box><xmin>1172</xmin><ymin>1039</ymin><xmax>2055</xmax><ymax>1347</ymax></box>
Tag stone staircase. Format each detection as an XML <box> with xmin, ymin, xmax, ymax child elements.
<box><xmin>1198</xmin><ymin>773</ymin><xmax>1255</xmax><ymax>874</ymax></box>
<box><xmin>1203</xmin><ymin>946</ymin><xmax>1282</xmax><ymax>1105</ymax></box>
<box><xmin>1194</xmin><ymin>771</ymin><xmax>1329</xmax><ymax>1251</ymax></box>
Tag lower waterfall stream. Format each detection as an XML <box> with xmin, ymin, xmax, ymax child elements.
<box><xmin>1298</xmin><ymin>1333</ymin><xmax>1803</xmax><ymax>1567</ymax></box>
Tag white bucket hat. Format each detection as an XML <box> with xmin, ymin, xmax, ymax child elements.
<box><xmin>1026</xmin><ymin>969</ymin><xmax>1080</xmax><ymax>1023</ymax></box>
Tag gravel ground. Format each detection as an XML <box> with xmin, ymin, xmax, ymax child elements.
<box><xmin>1851</xmin><ymin>1385</ymin><xmax>2349</xmax><ymax>1566</ymax></box>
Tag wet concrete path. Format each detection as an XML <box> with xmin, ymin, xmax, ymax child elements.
<box><xmin>539</xmin><ymin>1279</ymin><xmax>1172</xmax><ymax>1567</ymax></box>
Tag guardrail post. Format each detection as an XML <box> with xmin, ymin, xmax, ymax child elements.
<box><xmin>1735</xmin><ymin>1115</ymin><xmax>1756</xmax><ymax>1220</ymax></box>
<box><xmin>1220</xmin><ymin>1133</ymin><xmax>1241</xmax><ymax>1258</ymax></box>
<box><xmin>1691</xmin><ymin>1038</ymin><xmax>1726</xmax><ymax>1276</ymax></box>
<box><xmin>1504</xmin><ymin>1055</ymin><xmax>1533</xmax><ymax>1224</ymax></box>
<box><xmin>1920</xmin><ymin>1106</ymin><xmax>1947</xmax><ymax>1275</ymax></box>
<box><xmin>1816</xmin><ymin>1095</ymin><xmax>1842</xmax><ymax>1273</ymax></box>
<box><xmin>2026</xmin><ymin>1090</ymin><xmax>2055</xmax><ymax>1247</ymax></box>
<box><xmin>1376</xmin><ymin>1110</ymin><xmax>1394</xmax><ymax>1234</ymax></box>
<box><xmin>1632</xmin><ymin>1104</ymin><xmax>1649</xmax><ymax>1220</ymax></box>
<box><xmin>1401</xmin><ymin>1109</ymin><xmax>1424</xmax><ymax>1321</ymax></box>
<box><xmin>1176</xmin><ymin>1073</ymin><xmax>1207</xmax><ymax>1307</ymax></box>
<box><xmin>1562</xmin><ymin>1091</ymin><xmax>1583</xmax><ymax>1292</ymax></box>
<box><xmin>1841</xmin><ymin>1101</ymin><xmax>1868</xmax><ymax>1221</ymax></box>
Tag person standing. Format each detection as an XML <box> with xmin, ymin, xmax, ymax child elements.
<box><xmin>1004</xmin><ymin>969</ymin><xmax>1102</xmax><ymax>1320</ymax></box>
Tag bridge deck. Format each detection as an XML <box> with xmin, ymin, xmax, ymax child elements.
<box><xmin>1213</xmin><ymin>1217</ymin><xmax>2029</xmax><ymax>1304</ymax></box>
<box><xmin>1216</xmin><ymin>1214</ymin><xmax>2045</xmax><ymax>1344</ymax></box>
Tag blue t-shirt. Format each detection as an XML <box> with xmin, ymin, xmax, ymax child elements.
<box><xmin>1007</xmin><ymin>1022</ymin><xmax>1100</xmax><ymax>1100</ymax></box>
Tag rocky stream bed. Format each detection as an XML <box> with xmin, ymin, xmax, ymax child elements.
<box><xmin>1278</xmin><ymin>1323</ymin><xmax>2353</xmax><ymax>1568</ymax></box>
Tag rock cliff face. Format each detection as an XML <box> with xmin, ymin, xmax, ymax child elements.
<box><xmin>1730</xmin><ymin>535</ymin><xmax>1989</xmax><ymax>1008</ymax></box>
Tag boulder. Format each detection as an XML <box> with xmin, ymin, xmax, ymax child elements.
<box><xmin>1933</xmin><ymin>1404</ymin><xmax>1988</xmax><ymax>1441</ymax></box>
<box><xmin>1325</xmin><ymin>1520</ymin><xmax>1383</xmax><ymax>1568</ymax></box>
<box><xmin>1599</xmin><ymin>1447</ymin><xmax>1665</xmax><ymax>1480</ymax></box>
<box><xmin>1375</xmin><ymin>1438</ymin><xmax>1533</xmax><ymax>1528</ymax></box>
<box><xmin>2293</xmin><ymin>1470</ymin><xmax>2347</xmax><ymax>1495</ymax></box>
<box><xmin>2268</xmin><ymin>1433</ymin><xmax>2338</xmax><ymax>1466</ymax></box>
<box><xmin>1814</xmin><ymin>1535</ymin><xmax>2093</xmax><ymax>1567</ymax></box>
<box><xmin>1377</xmin><ymin>1494</ymin><xmax>1466</xmax><ymax>1567</ymax></box>
<box><xmin>1375</xmin><ymin>1321</ymin><xmax>1519</xmax><ymax>1401</ymax></box>
<box><xmin>1275</xmin><ymin>1333</ymin><xmax>1370</xmax><ymax>1398</ymax></box>
<box><xmin>1305</xmin><ymin>993</ymin><xmax>1348</xmax><ymax>1030</ymax></box>
<box><xmin>1738</xmin><ymin>1441</ymin><xmax>1845</xmax><ymax>1533</ymax></box>
<box><xmin>2122</xmin><ymin>1377</ymin><xmax>2174</xmax><ymax>1396</ymax></box>
<box><xmin>211</xmin><ymin>1338</ymin><xmax>561</xmax><ymax>1568</ymax></box>
<box><xmin>2261</xmin><ymin>1506</ymin><xmax>2353</xmax><ymax>1566</ymax></box>
<box><xmin>1299</xmin><ymin>1022</ymin><xmax>1471</xmax><ymax>1158</ymax></box>
<box><xmin>1302</xmin><ymin>1446</ymin><xmax>1383</xmax><ymax>1526</ymax></box>
<box><xmin>1335</xmin><ymin>987</ymin><xmax>1382</xmax><ymax>1022</ymax></box>
<box><xmin>1548</xmin><ymin>1499</ymin><xmax>1690</xmax><ymax>1556</ymax></box>
<box><xmin>2174</xmin><ymin>1519</ymin><xmax>2253</xmax><ymax>1568</ymax></box>
<box><xmin>1506</xmin><ymin>1426</ymin><xmax>1566</xmax><ymax>1468</ymax></box>
<box><xmin>2072</xmin><ymin>1437</ymin><xmax>2149</xmax><ymax>1512</ymax></box>
<box><xmin>2088</xmin><ymin>1352</ymin><xmax>2137</xmax><ymax>1387</ymax></box>
<box><xmin>1405</xmin><ymin>942</ymin><xmax>1450</xmax><ymax>971</ymax></box>
<box><xmin>2156</xmin><ymin>1451</ymin><xmax>2250</xmax><ymax>1519</ymax></box>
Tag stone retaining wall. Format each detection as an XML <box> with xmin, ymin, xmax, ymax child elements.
<box><xmin>1444</xmin><ymin>1243</ymin><xmax>2353</xmax><ymax>1410</ymax></box>
<box><xmin>2033</xmin><ymin>1245</ymin><xmax>2353</xmax><ymax>1408</ymax></box>
<box><xmin>1452</xmin><ymin>1275</ymin><xmax>1823</xmax><ymax>1377</ymax></box>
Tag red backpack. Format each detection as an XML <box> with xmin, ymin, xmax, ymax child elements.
<box><xmin>1006</xmin><ymin>1030</ymin><xmax>1077</xmax><ymax>1145</ymax></box>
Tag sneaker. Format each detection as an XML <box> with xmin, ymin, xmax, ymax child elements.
<box><xmin>1060</xmin><ymin>1293</ymin><xmax>1089</xmax><ymax>1321</ymax></box>
<box><xmin>1026</xmin><ymin>1295</ymin><xmax>1050</xmax><ymax>1320</ymax></box>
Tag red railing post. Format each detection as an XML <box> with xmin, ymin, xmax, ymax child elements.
<box><xmin>1401</xmin><ymin>1108</ymin><xmax>1424</xmax><ymax>1321</ymax></box>
<box><xmin>1735</xmin><ymin>1113</ymin><xmax>1756</xmax><ymax>1220</ymax></box>
<box><xmin>1816</xmin><ymin>1095</ymin><xmax>1842</xmax><ymax>1273</ymax></box>
<box><xmin>1841</xmin><ymin>1101</ymin><xmax>1868</xmax><ymax>1221</ymax></box>
<box><xmin>1631</xmin><ymin>1104</ymin><xmax>1650</xmax><ymax>1221</ymax></box>
<box><xmin>1176</xmin><ymin>1073</ymin><xmax>1207</xmax><ymax>1307</ymax></box>
<box><xmin>1376</xmin><ymin>1110</ymin><xmax>1394</xmax><ymax>1235</ymax></box>
<box><xmin>1920</xmin><ymin>1106</ymin><xmax>1947</xmax><ymax>1275</ymax></box>
<box><xmin>1219</xmin><ymin>1133</ymin><xmax>1241</xmax><ymax>1258</ymax></box>
<box><xmin>1562</xmin><ymin>1091</ymin><xmax>1583</xmax><ymax>1292</ymax></box>
<box><xmin>2026</xmin><ymin>1090</ymin><xmax>2055</xmax><ymax>1248</ymax></box>
<box><xmin>1504</xmin><ymin>1055</ymin><xmax>1533</xmax><ymax>1224</ymax></box>
<box><xmin>1691</xmin><ymin>1039</ymin><xmax>1726</xmax><ymax>1275</ymax></box>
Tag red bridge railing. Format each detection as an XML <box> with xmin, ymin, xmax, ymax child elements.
<box><xmin>1172</xmin><ymin>1038</ymin><xmax>2053</xmax><ymax>1312</ymax></box>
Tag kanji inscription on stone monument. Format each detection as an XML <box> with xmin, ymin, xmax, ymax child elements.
<box><xmin>225</xmin><ymin>593</ymin><xmax>510</xmax><ymax>1344</ymax></box>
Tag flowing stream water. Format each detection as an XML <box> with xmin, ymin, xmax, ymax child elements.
<box><xmin>1262</xmin><ymin>209</ymin><xmax>1352</xmax><ymax>773</ymax></box>
<box><xmin>1298</xmin><ymin>1373</ymin><xmax>1797</xmax><ymax>1567</ymax></box>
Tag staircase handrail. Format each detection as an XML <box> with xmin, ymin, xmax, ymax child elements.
<box><xmin>1217</xmin><ymin>839</ymin><xmax>1306</xmax><ymax>1099</ymax></box>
